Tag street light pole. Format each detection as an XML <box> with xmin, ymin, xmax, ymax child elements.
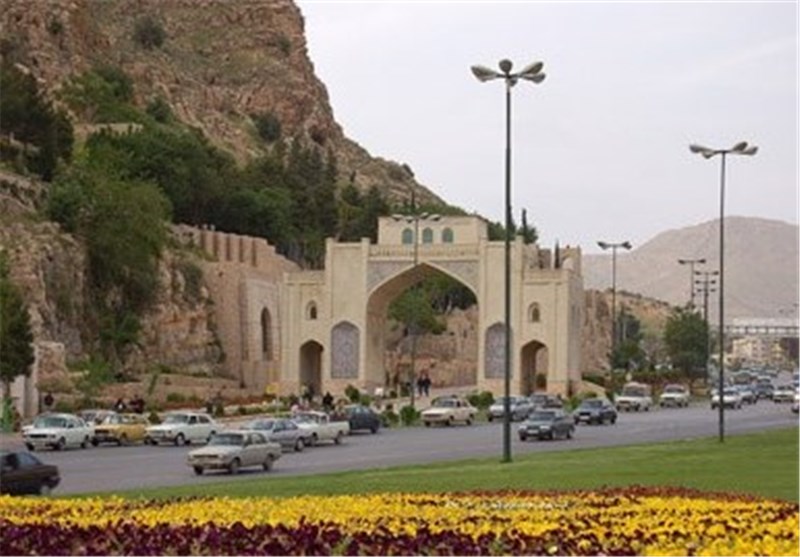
<box><xmin>391</xmin><ymin>192</ymin><xmax>440</xmax><ymax>410</ymax></box>
<box><xmin>472</xmin><ymin>58</ymin><xmax>545</xmax><ymax>463</ymax></box>
<box><xmin>695</xmin><ymin>270</ymin><xmax>719</xmax><ymax>384</ymax></box>
<box><xmin>678</xmin><ymin>258</ymin><xmax>706</xmax><ymax>308</ymax></box>
<box><xmin>597</xmin><ymin>240</ymin><xmax>632</xmax><ymax>370</ymax></box>
<box><xmin>689</xmin><ymin>141</ymin><xmax>757</xmax><ymax>442</ymax></box>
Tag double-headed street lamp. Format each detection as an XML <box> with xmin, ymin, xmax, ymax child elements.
<box><xmin>597</xmin><ymin>240</ymin><xmax>632</xmax><ymax>370</ymax></box>
<box><xmin>678</xmin><ymin>257</ymin><xmax>706</xmax><ymax>308</ymax></box>
<box><xmin>689</xmin><ymin>141</ymin><xmax>757</xmax><ymax>442</ymax></box>
<box><xmin>392</xmin><ymin>191</ymin><xmax>440</xmax><ymax>409</ymax></box>
<box><xmin>471</xmin><ymin>58</ymin><xmax>545</xmax><ymax>463</ymax></box>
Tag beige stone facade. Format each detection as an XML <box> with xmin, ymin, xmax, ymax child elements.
<box><xmin>281</xmin><ymin>216</ymin><xmax>584</xmax><ymax>397</ymax></box>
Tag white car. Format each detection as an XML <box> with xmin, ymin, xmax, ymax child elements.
<box><xmin>421</xmin><ymin>397</ymin><xmax>477</xmax><ymax>427</ymax></box>
<box><xmin>187</xmin><ymin>430</ymin><xmax>282</xmax><ymax>475</ymax></box>
<box><xmin>710</xmin><ymin>388</ymin><xmax>742</xmax><ymax>410</ymax></box>
<box><xmin>487</xmin><ymin>395</ymin><xmax>533</xmax><ymax>422</ymax></box>
<box><xmin>145</xmin><ymin>412</ymin><xmax>218</xmax><ymax>446</ymax></box>
<box><xmin>772</xmin><ymin>385</ymin><xmax>796</xmax><ymax>403</ymax></box>
<box><xmin>291</xmin><ymin>411</ymin><xmax>350</xmax><ymax>445</ymax></box>
<box><xmin>659</xmin><ymin>384</ymin><xmax>690</xmax><ymax>408</ymax></box>
<box><xmin>23</xmin><ymin>413</ymin><xmax>94</xmax><ymax>451</ymax></box>
<box><xmin>615</xmin><ymin>382</ymin><xmax>653</xmax><ymax>412</ymax></box>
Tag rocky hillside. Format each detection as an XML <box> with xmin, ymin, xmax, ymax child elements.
<box><xmin>0</xmin><ymin>0</ymin><xmax>442</xmax><ymax>204</ymax></box>
<box><xmin>583</xmin><ymin>217</ymin><xmax>799</xmax><ymax>320</ymax></box>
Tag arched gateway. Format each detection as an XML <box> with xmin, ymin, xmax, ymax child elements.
<box><xmin>281</xmin><ymin>216</ymin><xmax>584</xmax><ymax>397</ymax></box>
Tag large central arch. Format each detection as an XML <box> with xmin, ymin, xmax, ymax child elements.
<box><xmin>365</xmin><ymin>262</ymin><xmax>480</xmax><ymax>391</ymax></box>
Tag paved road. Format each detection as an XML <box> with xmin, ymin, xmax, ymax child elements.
<box><xmin>3</xmin><ymin>401</ymin><xmax>796</xmax><ymax>495</ymax></box>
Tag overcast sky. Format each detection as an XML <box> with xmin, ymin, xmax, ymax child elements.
<box><xmin>297</xmin><ymin>1</ymin><xmax>797</xmax><ymax>254</ymax></box>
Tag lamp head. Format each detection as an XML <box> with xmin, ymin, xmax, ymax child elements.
<box><xmin>597</xmin><ymin>241</ymin><xmax>609</xmax><ymax>250</ymax></box>
<box><xmin>621</xmin><ymin>241</ymin><xmax>632</xmax><ymax>250</ymax></box>
<box><xmin>498</xmin><ymin>59</ymin><xmax>513</xmax><ymax>74</ymax></box>
<box><xmin>689</xmin><ymin>144</ymin><xmax>717</xmax><ymax>159</ymax></box>
<box><xmin>471</xmin><ymin>65</ymin><xmax>501</xmax><ymax>82</ymax></box>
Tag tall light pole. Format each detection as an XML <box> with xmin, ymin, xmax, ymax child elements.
<box><xmin>678</xmin><ymin>257</ymin><xmax>706</xmax><ymax>308</ymax></box>
<box><xmin>597</xmin><ymin>240</ymin><xmax>632</xmax><ymax>370</ymax></box>
<box><xmin>695</xmin><ymin>270</ymin><xmax>719</xmax><ymax>384</ymax></box>
<box><xmin>392</xmin><ymin>191</ymin><xmax>440</xmax><ymax>409</ymax></box>
<box><xmin>689</xmin><ymin>141</ymin><xmax>758</xmax><ymax>442</ymax></box>
<box><xmin>472</xmin><ymin>58</ymin><xmax>545</xmax><ymax>463</ymax></box>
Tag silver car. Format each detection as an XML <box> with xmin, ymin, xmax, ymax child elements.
<box><xmin>242</xmin><ymin>417</ymin><xmax>310</xmax><ymax>451</ymax></box>
<box><xmin>187</xmin><ymin>431</ymin><xmax>281</xmax><ymax>475</ymax></box>
<box><xmin>488</xmin><ymin>396</ymin><xmax>532</xmax><ymax>422</ymax></box>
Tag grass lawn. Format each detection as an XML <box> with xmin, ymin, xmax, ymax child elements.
<box><xmin>98</xmin><ymin>427</ymin><xmax>798</xmax><ymax>502</ymax></box>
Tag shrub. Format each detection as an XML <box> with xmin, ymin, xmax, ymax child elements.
<box><xmin>399</xmin><ymin>404</ymin><xmax>419</xmax><ymax>426</ymax></box>
<box><xmin>146</xmin><ymin>96</ymin><xmax>172</xmax><ymax>123</ymax></box>
<box><xmin>134</xmin><ymin>16</ymin><xmax>166</xmax><ymax>50</ymax></box>
<box><xmin>344</xmin><ymin>384</ymin><xmax>361</xmax><ymax>403</ymax></box>
<box><xmin>467</xmin><ymin>390</ymin><xmax>494</xmax><ymax>410</ymax></box>
<box><xmin>252</xmin><ymin>111</ymin><xmax>282</xmax><ymax>143</ymax></box>
<box><xmin>53</xmin><ymin>400</ymin><xmax>75</xmax><ymax>413</ymax></box>
<box><xmin>165</xmin><ymin>392</ymin><xmax>186</xmax><ymax>403</ymax></box>
<box><xmin>147</xmin><ymin>410</ymin><xmax>161</xmax><ymax>424</ymax></box>
<box><xmin>381</xmin><ymin>408</ymin><xmax>399</xmax><ymax>427</ymax></box>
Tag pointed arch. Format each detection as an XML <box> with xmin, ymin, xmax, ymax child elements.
<box><xmin>331</xmin><ymin>321</ymin><xmax>359</xmax><ymax>378</ymax></box>
<box><xmin>528</xmin><ymin>302</ymin><xmax>541</xmax><ymax>323</ymax></box>
<box><xmin>306</xmin><ymin>301</ymin><xmax>318</xmax><ymax>320</ymax></box>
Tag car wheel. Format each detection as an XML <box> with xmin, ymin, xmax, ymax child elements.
<box><xmin>174</xmin><ymin>433</ymin><xmax>185</xmax><ymax>447</ymax></box>
<box><xmin>488</xmin><ymin>415</ymin><xmax>493</xmax><ymax>422</ymax></box>
<box><xmin>119</xmin><ymin>434</ymin><xmax>129</xmax><ymax>446</ymax></box>
<box><xmin>370</xmin><ymin>425</ymin><xmax>378</xmax><ymax>434</ymax></box>
<box><xmin>610</xmin><ymin>416</ymin><xmax>617</xmax><ymax>425</ymax></box>
<box><xmin>55</xmin><ymin>437</ymin><xmax>66</xmax><ymax>451</ymax></box>
<box><xmin>25</xmin><ymin>443</ymin><xmax>34</xmax><ymax>452</ymax></box>
<box><xmin>334</xmin><ymin>431</ymin><xmax>343</xmax><ymax>445</ymax></box>
<box><xmin>311</xmin><ymin>433</ymin><xmax>319</xmax><ymax>447</ymax></box>
<box><xmin>38</xmin><ymin>483</ymin><xmax>52</xmax><ymax>496</ymax></box>
<box><xmin>91</xmin><ymin>438</ymin><xmax>99</xmax><ymax>447</ymax></box>
<box><xmin>263</xmin><ymin>455</ymin><xmax>274</xmax><ymax>471</ymax></box>
<box><xmin>424</xmin><ymin>422</ymin><xmax>431</xmax><ymax>427</ymax></box>
<box><xmin>80</xmin><ymin>437</ymin><xmax>89</xmax><ymax>449</ymax></box>
<box><xmin>228</xmin><ymin>458</ymin><xmax>241</xmax><ymax>475</ymax></box>
<box><xmin>446</xmin><ymin>417</ymin><xmax>453</xmax><ymax>427</ymax></box>
<box><xmin>294</xmin><ymin>438</ymin><xmax>305</xmax><ymax>452</ymax></box>
<box><xmin>566</xmin><ymin>428</ymin><xmax>573</xmax><ymax>439</ymax></box>
<box><xmin>193</xmin><ymin>466</ymin><xmax>204</xmax><ymax>476</ymax></box>
<box><xmin>519</xmin><ymin>433</ymin><xmax>528</xmax><ymax>442</ymax></box>
<box><xmin>466</xmin><ymin>416</ymin><xmax>473</xmax><ymax>426</ymax></box>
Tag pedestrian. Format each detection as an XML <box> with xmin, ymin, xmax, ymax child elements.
<box><xmin>43</xmin><ymin>392</ymin><xmax>54</xmax><ymax>411</ymax></box>
<box><xmin>131</xmin><ymin>395</ymin><xmax>145</xmax><ymax>414</ymax></box>
<box><xmin>416</xmin><ymin>374</ymin><xmax>425</xmax><ymax>397</ymax></box>
<box><xmin>322</xmin><ymin>391</ymin><xmax>334</xmax><ymax>412</ymax></box>
<box><xmin>422</xmin><ymin>372</ymin><xmax>431</xmax><ymax>397</ymax></box>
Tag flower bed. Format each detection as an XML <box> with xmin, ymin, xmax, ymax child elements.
<box><xmin>1</xmin><ymin>487</ymin><xmax>797</xmax><ymax>555</ymax></box>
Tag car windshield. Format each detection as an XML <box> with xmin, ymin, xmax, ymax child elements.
<box><xmin>101</xmin><ymin>415</ymin><xmax>124</xmax><ymax>425</ymax></box>
<box><xmin>580</xmin><ymin>399</ymin><xmax>603</xmax><ymax>408</ymax></box>
<box><xmin>293</xmin><ymin>413</ymin><xmax>319</xmax><ymax>423</ymax></box>
<box><xmin>529</xmin><ymin>411</ymin><xmax>556</xmax><ymax>421</ymax></box>
<box><xmin>622</xmin><ymin>385</ymin><xmax>649</xmax><ymax>397</ymax></box>
<box><xmin>663</xmin><ymin>386</ymin><xmax>685</xmax><ymax>393</ymax></box>
<box><xmin>163</xmin><ymin>414</ymin><xmax>189</xmax><ymax>424</ymax></box>
<box><xmin>248</xmin><ymin>420</ymin><xmax>275</xmax><ymax>430</ymax></box>
<box><xmin>33</xmin><ymin>416</ymin><xmax>67</xmax><ymax>428</ymax></box>
<box><xmin>208</xmin><ymin>433</ymin><xmax>244</xmax><ymax>446</ymax></box>
<box><xmin>433</xmin><ymin>399</ymin><xmax>457</xmax><ymax>408</ymax></box>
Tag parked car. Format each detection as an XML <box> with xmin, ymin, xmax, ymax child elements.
<box><xmin>658</xmin><ymin>384</ymin><xmax>690</xmax><ymax>408</ymax></box>
<box><xmin>487</xmin><ymin>395</ymin><xmax>532</xmax><ymax>422</ymax></box>
<box><xmin>242</xmin><ymin>417</ymin><xmax>310</xmax><ymax>451</ymax></box>
<box><xmin>187</xmin><ymin>431</ymin><xmax>282</xmax><ymax>475</ymax></box>
<box><xmin>573</xmin><ymin>398</ymin><xmax>618</xmax><ymax>425</ymax></box>
<box><xmin>78</xmin><ymin>409</ymin><xmax>117</xmax><ymax>426</ymax></box>
<box><xmin>0</xmin><ymin>451</ymin><xmax>60</xmax><ymax>496</ymax></box>
<box><xmin>529</xmin><ymin>393</ymin><xmax>564</xmax><ymax>410</ymax></box>
<box><xmin>772</xmin><ymin>385</ymin><xmax>796</xmax><ymax>403</ymax></box>
<box><xmin>615</xmin><ymin>382</ymin><xmax>653</xmax><ymax>412</ymax></box>
<box><xmin>23</xmin><ymin>413</ymin><xmax>94</xmax><ymax>451</ymax></box>
<box><xmin>734</xmin><ymin>384</ymin><xmax>757</xmax><ymax>405</ymax></box>
<box><xmin>518</xmin><ymin>409</ymin><xmax>575</xmax><ymax>441</ymax></box>
<box><xmin>291</xmin><ymin>411</ymin><xmax>350</xmax><ymax>445</ymax></box>
<box><xmin>710</xmin><ymin>388</ymin><xmax>743</xmax><ymax>410</ymax></box>
<box><xmin>753</xmin><ymin>382</ymin><xmax>774</xmax><ymax>400</ymax></box>
<box><xmin>92</xmin><ymin>413</ymin><xmax>150</xmax><ymax>446</ymax></box>
<box><xmin>421</xmin><ymin>397</ymin><xmax>477</xmax><ymax>427</ymax></box>
<box><xmin>792</xmin><ymin>390</ymin><xmax>799</xmax><ymax>414</ymax></box>
<box><xmin>339</xmin><ymin>404</ymin><xmax>381</xmax><ymax>434</ymax></box>
<box><xmin>145</xmin><ymin>412</ymin><xmax>218</xmax><ymax>446</ymax></box>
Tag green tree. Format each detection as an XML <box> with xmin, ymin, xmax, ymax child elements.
<box><xmin>0</xmin><ymin>252</ymin><xmax>35</xmax><ymax>402</ymax></box>
<box><xmin>611</xmin><ymin>307</ymin><xmax>648</xmax><ymax>371</ymax></box>
<box><xmin>0</xmin><ymin>60</ymin><xmax>74</xmax><ymax>180</ymax></box>
<box><xmin>663</xmin><ymin>307</ymin><xmax>708</xmax><ymax>378</ymax></box>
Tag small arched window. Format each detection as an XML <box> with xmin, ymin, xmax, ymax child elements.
<box><xmin>442</xmin><ymin>228</ymin><xmax>454</xmax><ymax>243</ymax></box>
<box><xmin>306</xmin><ymin>302</ymin><xmax>318</xmax><ymax>320</ymax></box>
<box><xmin>528</xmin><ymin>303</ymin><xmax>541</xmax><ymax>323</ymax></box>
<box><xmin>401</xmin><ymin>228</ymin><xmax>413</xmax><ymax>245</ymax></box>
<box><xmin>422</xmin><ymin>227</ymin><xmax>434</xmax><ymax>244</ymax></box>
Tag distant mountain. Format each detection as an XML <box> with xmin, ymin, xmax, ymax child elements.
<box><xmin>583</xmin><ymin>217</ymin><xmax>799</xmax><ymax>321</ymax></box>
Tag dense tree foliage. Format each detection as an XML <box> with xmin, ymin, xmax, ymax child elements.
<box><xmin>0</xmin><ymin>61</ymin><xmax>74</xmax><ymax>180</ymax></box>
<box><xmin>610</xmin><ymin>307</ymin><xmax>648</xmax><ymax>371</ymax></box>
<box><xmin>0</xmin><ymin>251</ymin><xmax>35</xmax><ymax>400</ymax></box>
<box><xmin>663</xmin><ymin>307</ymin><xmax>709</xmax><ymax>378</ymax></box>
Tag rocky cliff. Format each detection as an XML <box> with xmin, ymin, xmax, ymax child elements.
<box><xmin>0</xmin><ymin>0</ymin><xmax>442</xmax><ymax>203</ymax></box>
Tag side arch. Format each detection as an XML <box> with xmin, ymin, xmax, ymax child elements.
<box><xmin>520</xmin><ymin>340</ymin><xmax>548</xmax><ymax>395</ymax></box>
<box><xmin>299</xmin><ymin>340</ymin><xmax>323</xmax><ymax>399</ymax></box>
